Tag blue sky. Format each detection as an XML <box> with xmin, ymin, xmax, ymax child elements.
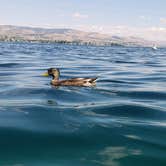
<box><xmin>0</xmin><ymin>0</ymin><xmax>166</xmax><ymax>40</ymax></box>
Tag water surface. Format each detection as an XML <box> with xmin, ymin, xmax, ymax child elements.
<box><xmin>0</xmin><ymin>42</ymin><xmax>166</xmax><ymax>166</ymax></box>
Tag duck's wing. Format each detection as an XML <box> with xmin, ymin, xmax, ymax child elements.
<box><xmin>58</xmin><ymin>77</ymin><xmax>98</xmax><ymax>86</ymax></box>
<box><xmin>70</xmin><ymin>77</ymin><xmax>97</xmax><ymax>82</ymax></box>
<box><xmin>72</xmin><ymin>77</ymin><xmax>98</xmax><ymax>86</ymax></box>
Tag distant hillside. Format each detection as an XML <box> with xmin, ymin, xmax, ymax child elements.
<box><xmin>0</xmin><ymin>25</ymin><xmax>155</xmax><ymax>47</ymax></box>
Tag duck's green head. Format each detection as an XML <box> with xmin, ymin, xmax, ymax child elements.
<box><xmin>42</xmin><ymin>68</ymin><xmax>60</xmax><ymax>80</ymax></box>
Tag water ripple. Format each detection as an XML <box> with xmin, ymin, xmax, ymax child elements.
<box><xmin>0</xmin><ymin>42</ymin><xmax>166</xmax><ymax>166</ymax></box>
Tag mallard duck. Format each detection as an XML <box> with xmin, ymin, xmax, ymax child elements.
<box><xmin>42</xmin><ymin>68</ymin><xmax>97</xmax><ymax>86</ymax></box>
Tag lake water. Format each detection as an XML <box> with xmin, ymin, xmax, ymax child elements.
<box><xmin>0</xmin><ymin>42</ymin><xmax>166</xmax><ymax>166</ymax></box>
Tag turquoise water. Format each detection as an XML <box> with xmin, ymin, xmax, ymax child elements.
<box><xmin>0</xmin><ymin>42</ymin><xmax>166</xmax><ymax>166</ymax></box>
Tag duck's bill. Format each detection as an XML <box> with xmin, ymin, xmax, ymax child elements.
<box><xmin>42</xmin><ymin>72</ymin><xmax>49</xmax><ymax>76</ymax></box>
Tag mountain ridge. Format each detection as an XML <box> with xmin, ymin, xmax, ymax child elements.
<box><xmin>0</xmin><ymin>25</ymin><xmax>160</xmax><ymax>47</ymax></box>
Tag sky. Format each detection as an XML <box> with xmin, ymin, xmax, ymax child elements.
<box><xmin>0</xmin><ymin>0</ymin><xmax>166</xmax><ymax>41</ymax></box>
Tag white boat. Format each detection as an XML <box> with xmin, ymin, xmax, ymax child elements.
<box><xmin>152</xmin><ymin>45</ymin><xmax>157</xmax><ymax>50</ymax></box>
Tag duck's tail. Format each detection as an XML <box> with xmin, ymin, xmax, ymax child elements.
<box><xmin>89</xmin><ymin>77</ymin><xmax>98</xmax><ymax>83</ymax></box>
<box><xmin>83</xmin><ymin>77</ymin><xmax>98</xmax><ymax>86</ymax></box>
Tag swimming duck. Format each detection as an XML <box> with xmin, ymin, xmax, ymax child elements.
<box><xmin>42</xmin><ymin>68</ymin><xmax>97</xmax><ymax>86</ymax></box>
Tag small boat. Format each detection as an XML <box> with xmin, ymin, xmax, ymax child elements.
<box><xmin>152</xmin><ymin>44</ymin><xmax>157</xmax><ymax>50</ymax></box>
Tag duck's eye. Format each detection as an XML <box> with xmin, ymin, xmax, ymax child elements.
<box><xmin>48</xmin><ymin>69</ymin><xmax>53</xmax><ymax>75</ymax></box>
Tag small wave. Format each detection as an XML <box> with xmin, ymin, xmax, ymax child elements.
<box><xmin>0</xmin><ymin>63</ymin><xmax>20</xmax><ymax>67</ymax></box>
<box><xmin>114</xmin><ymin>60</ymin><xmax>138</xmax><ymax>64</ymax></box>
<box><xmin>0</xmin><ymin>87</ymin><xmax>96</xmax><ymax>104</ymax></box>
<box><xmin>85</xmin><ymin>104</ymin><xmax>166</xmax><ymax>120</ymax></box>
<box><xmin>99</xmin><ymin>79</ymin><xmax>142</xmax><ymax>84</ymax></box>
<box><xmin>116</xmin><ymin>91</ymin><xmax>166</xmax><ymax>100</ymax></box>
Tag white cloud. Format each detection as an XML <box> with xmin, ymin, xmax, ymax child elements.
<box><xmin>160</xmin><ymin>17</ymin><xmax>166</xmax><ymax>24</ymax></box>
<box><xmin>139</xmin><ymin>15</ymin><xmax>151</xmax><ymax>21</ymax></box>
<box><xmin>72</xmin><ymin>12</ymin><xmax>89</xmax><ymax>19</ymax></box>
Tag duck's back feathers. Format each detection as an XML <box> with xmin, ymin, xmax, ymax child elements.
<box><xmin>51</xmin><ymin>77</ymin><xmax>98</xmax><ymax>86</ymax></box>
